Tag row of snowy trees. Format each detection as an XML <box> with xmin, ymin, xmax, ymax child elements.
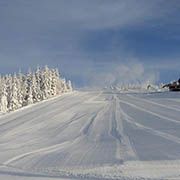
<box><xmin>0</xmin><ymin>66</ymin><xmax>72</xmax><ymax>113</ymax></box>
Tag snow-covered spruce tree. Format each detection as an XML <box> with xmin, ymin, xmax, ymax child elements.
<box><xmin>61</xmin><ymin>78</ymin><xmax>67</xmax><ymax>93</ymax></box>
<box><xmin>6</xmin><ymin>74</ymin><xmax>13</xmax><ymax>110</ymax></box>
<box><xmin>41</xmin><ymin>65</ymin><xmax>52</xmax><ymax>99</ymax></box>
<box><xmin>31</xmin><ymin>73</ymin><xmax>39</xmax><ymax>103</ymax></box>
<box><xmin>0</xmin><ymin>79</ymin><xmax>1</xmax><ymax>94</ymax></box>
<box><xmin>50</xmin><ymin>68</ymin><xmax>58</xmax><ymax>96</ymax></box>
<box><xmin>67</xmin><ymin>80</ymin><xmax>73</xmax><ymax>92</ymax></box>
<box><xmin>0</xmin><ymin>75</ymin><xmax>2</xmax><ymax>103</ymax></box>
<box><xmin>0</xmin><ymin>77</ymin><xmax>8</xmax><ymax>113</ymax></box>
<box><xmin>54</xmin><ymin>68</ymin><xmax>62</xmax><ymax>95</ymax></box>
<box><xmin>9</xmin><ymin>74</ymin><xmax>21</xmax><ymax>111</ymax></box>
<box><xmin>26</xmin><ymin>85</ymin><xmax>33</xmax><ymax>105</ymax></box>
<box><xmin>0</xmin><ymin>66</ymin><xmax>72</xmax><ymax>113</ymax></box>
<box><xmin>35</xmin><ymin>66</ymin><xmax>43</xmax><ymax>102</ymax></box>
<box><xmin>17</xmin><ymin>70</ymin><xmax>24</xmax><ymax>108</ymax></box>
<box><xmin>26</xmin><ymin>69</ymin><xmax>34</xmax><ymax>105</ymax></box>
<box><xmin>20</xmin><ymin>75</ymin><xmax>29</xmax><ymax>106</ymax></box>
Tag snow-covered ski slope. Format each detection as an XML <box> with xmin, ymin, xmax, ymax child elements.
<box><xmin>0</xmin><ymin>90</ymin><xmax>180</xmax><ymax>180</ymax></box>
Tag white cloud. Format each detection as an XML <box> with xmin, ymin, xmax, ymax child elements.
<box><xmin>88</xmin><ymin>59</ymin><xmax>159</xmax><ymax>88</ymax></box>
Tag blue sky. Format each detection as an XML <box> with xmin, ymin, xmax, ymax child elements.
<box><xmin>0</xmin><ymin>0</ymin><xmax>180</xmax><ymax>87</ymax></box>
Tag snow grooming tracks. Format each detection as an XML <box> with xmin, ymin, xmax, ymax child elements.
<box><xmin>110</xmin><ymin>98</ymin><xmax>123</xmax><ymax>162</ymax></box>
<box><xmin>80</xmin><ymin>108</ymin><xmax>105</xmax><ymax>136</ymax></box>
<box><xmin>110</xmin><ymin>96</ymin><xmax>138</xmax><ymax>162</ymax></box>
<box><xmin>3</xmin><ymin>141</ymin><xmax>72</xmax><ymax>166</ymax></box>
<box><xmin>120</xmin><ymin>104</ymin><xmax>180</xmax><ymax>144</ymax></box>
<box><xmin>109</xmin><ymin>97</ymin><xmax>123</xmax><ymax>162</ymax></box>
<box><xmin>126</xmin><ymin>94</ymin><xmax>180</xmax><ymax>112</ymax></box>
<box><xmin>1</xmin><ymin>90</ymin><xmax>180</xmax><ymax>179</ymax></box>
<box><xmin>118</xmin><ymin>98</ymin><xmax>180</xmax><ymax>125</ymax></box>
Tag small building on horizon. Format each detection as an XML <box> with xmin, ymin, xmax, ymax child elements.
<box><xmin>163</xmin><ymin>78</ymin><xmax>180</xmax><ymax>91</ymax></box>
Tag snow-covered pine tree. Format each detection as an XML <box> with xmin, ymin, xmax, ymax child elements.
<box><xmin>26</xmin><ymin>68</ymin><xmax>35</xmax><ymax>105</ymax></box>
<box><xmin>31</xmin><ymin>73</ymin><xmax>39</xmax><ymax>103</ymax></box>
<box><xmin>20</xmin><ymin>75</ymin><xmax>29</xmax><ymax>106</ymax></box>
<box><xmin>0</xmin><ymin>75</ymin><xmax>2</xmax><ymax>97</ymax></box>
<box><xmin>50</xmin><ymin>69</ymin><xmax>57</xmax><ymax>96</ymax></box>
<box><xmin>35</xmin><ymin>66</ymin><xmax>43</xmax><ymax>101</ymax></box>
<box><xmin>0</xmin><ymin>77</ymin><xmax>8</xmax><ymax>113</ymax></box>
<box><xmin>0</xmin><ymin>66</ymin><xmax>73</xmax><ymax>113</ymax></box>
<box><xmin>67</xmin><ymin>80</ymin><xmax>73</xmax><ymax>92</ymax></box>
<box><xmin>41</xmin><ymin>66</ymin><xmax>51</xmax><ymax>99</ymax></box>
<box><xmin>61</xmin><ymin>78</ymin><xmax>68</xmax><ymax>93</ymax></box>
<box><xmin>9</xmin><ymin>74</ymin><xmax>19</xmax><ymax>111</ymax></box>
<box><xmin>54</xmin><ymin>68</ymin><xmax>62</xmax><ymax>95</ymax></box>
<box><xmin>26</xmin><ymin>85</ymin><xmax>33</xmax><ymax>105</ymax></box>
<box><xmin>6</xmin><ymin>74</ymin><xmax>13</xmax><ymax>110</ymax></box>
<box><xmin>17</xmin><ymin>70</ymin><xmax>24</xmax><ymax>108</ymax></box>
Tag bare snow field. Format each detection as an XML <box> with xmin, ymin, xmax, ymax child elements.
<box><xmin>0</xmin><ymin>90</ymin><xmax>180</xmax><ymax>180</ymax></box>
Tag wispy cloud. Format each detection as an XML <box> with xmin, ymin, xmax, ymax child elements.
<box><xmin>88</xmin><ymin>59</ymin><xmax>159</xmax><ymax>88</ymax></box>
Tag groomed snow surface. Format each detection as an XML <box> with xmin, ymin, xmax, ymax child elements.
<box><xmin>0</xmin><ymin>90</ymin><xmax>180</xmax><ymax>180</ymax></box>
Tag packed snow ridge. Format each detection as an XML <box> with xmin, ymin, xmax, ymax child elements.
<box><xmin>0</xmin><ymin>66</ymin><xmax>72</xmax><ymax>113</ymax></box>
